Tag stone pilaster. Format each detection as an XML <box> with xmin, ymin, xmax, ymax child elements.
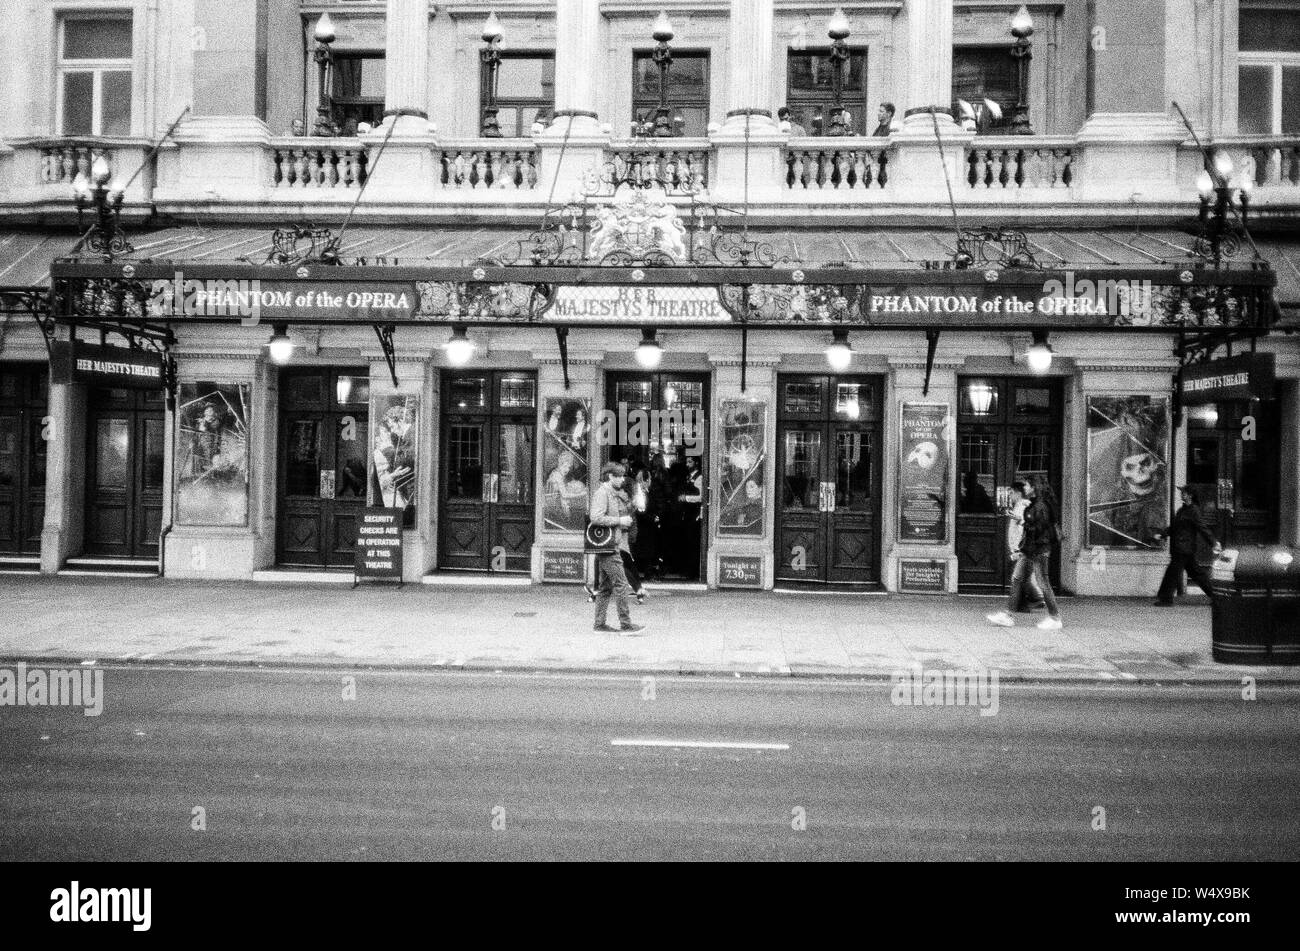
<box><xmin>901</xmin><ymin>0</ymin><xmax>955</xmax><ymax>129</ymax></box>
<box><xmin>710</xmin><ymin>0</ymin><xmax>783</xmax><ymax>202</ymax></box>
<box><xmin>40</xmin><ymin>374</ymin><xmax>86</xmax><ymax>574</ymax></box>
<box><xmin>384</xmin><ymin>0</ymin><xmax>431</xmax><ymax>132</ymax></box>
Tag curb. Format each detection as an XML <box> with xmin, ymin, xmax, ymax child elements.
<box><xmin>3</xmin><ymin>651</ymin><xmax>1298</xmax><ymax>687</ymax></box>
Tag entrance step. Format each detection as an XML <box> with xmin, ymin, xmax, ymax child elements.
<box><xmin>0</xmin><ymin>555</ymin><xmax>41</xmax><ymax>574</ymax></box>
<box><xmin>773</xmin><ymin>586</ymin><xmax>888</xmax><ymax>595</ymax></box>
<box><xmin>252</xmin><ymin>569</ymin><xmax>355</xmax><ymax>584</ymax></box>
<box><xmin>422</xmin><ymin>572</ymin><xmax>532</xmax><ymax>586</ymax></box>
<box><xmin>61</xmin><ymin>556</ymin><xmax>158</xmax><ymax>578</ymax></box>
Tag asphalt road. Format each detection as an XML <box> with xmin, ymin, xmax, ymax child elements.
<box><xmin>1</xmin><ymin>666</ymin><xmax>1297</xmax><ymax>861</ymax></box>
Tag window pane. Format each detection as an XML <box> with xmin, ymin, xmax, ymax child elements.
<box><xmin>952</xmin><ymin>47</ymin><xmax>1017</xmax><ymax>130</ymax></box>
<box><xmin>447</xmin><ymin>424</ymin><xmax>484</xmax><ymax>498</ymax></box>
<box><xmin>335</xmin><ymin>375</ymin><xmax>369</xmax><ymax>406</ymax></box>
<box><xmin>496</xmin><ymin>56</ymin><xmax>555</xmax><ymax>101</ymax></box>
<box><xmin>1284</xmin><ymin>67</ymin><xmax>1300</xmax><ymax>134</ymax></box>
<box><xmin>95</xmin><ymin>419</ymin><xmax>129</xmax><ymax>489</ymax></box>
<box><xmin>634</xmin><ymin>52</ymin><xmax>708</xmax><ymax>100</ymax></box>
<box><xmin>143</xmin><ymin>418</ymin><xmax>165</xmax><ymax>491</ymax></box>
<box><xmin>1238</xmin><ymin>66</ymin><xmax>1274</xmax><ymax>135</ymax></box>
<box><xmin>64</xmin><ymin>18</ymin><xmax>133</xmax><ymax>60</ymax></box>
<box><xmin>960</xmin><ymin>380</ymin><xmax>998</xmax><ymax>416</ymax></box>
<box><xmin>787</xmin><ymin>51</ymin><xmax>866</xmax><ymax>94</ymax></box>
<box><xmin>1013</xmin><ymin>386</ymin><xmax>1051</xmax><ymax>416</ymax></box>
<box><xmin>835</xmin><ymin>430</ymin><xmax>873</xmax><ymax>510</ymax></box>
<box><xmin>783</xmin><ymin>382</ymin><xmax>822</xmax><ymax>415</ymax></box>
<box><xmin>29</xmin><ymin>417</ymin><xmax>47</xmax><ymax>489</ymax></box>
<box><xmin>0</xmin><ymin>416</ymin><xmax>16</xmax><ymax>487</ymax></box>
<box><xmin>958</xmin><ymin>434</ymin><xmax>996</xmax><ymax>513</ymax></box>
<box><xmin>286</xmin><ymin>420</ymin><xmax>321</xmax><ymax>496</ymax></box>
<box><xmin>499</xmin><ymin>376</ymin><xmax>536</xmax><ymax>409</ymax></box>
<box><xmin>1240</xmin><ymin>11</ymin><xmax>1300</xmax><ymax>52</ymax></box>
<box><xmin>448</xmin><ymin>377</ymin><xmax>486</xmax><ymax>409</ymax></box>
<box><xmin>337</xmin><ymin>418</ymin><xmax>369</xmax><ymax>499</ymax></box>
<box><xmin>335</xmin><ymin>56</ymin><xmax>385</xmax><ymax>99</ymax></box>
<box><xmin>101</xmin><ymin>71</ymin><xmax>133</xmax><ymax>136</ymax></box>
<box><xmin>782</xmin><ymin>430</ymin><xmax>822</xmax><ymax>509</ymax></box>
<box><xmin>62</xmin><ymin>72</ymin><xmax>94</xmax><ymax>135</ymax></box>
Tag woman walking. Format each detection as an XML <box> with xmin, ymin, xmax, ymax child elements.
<box><xmin>987</xmin><ymin>476</ymin><xmax>1064</xmax><ymax>630</ymax></box>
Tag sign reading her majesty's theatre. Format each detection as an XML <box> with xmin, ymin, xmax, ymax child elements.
<box><xmin>1180</xmin><ymin>353</ymin><xmax>1276</xmax><ymax>404</ymax></box>
<box><xmin>551</xmin><ymin>286</ymin><xmax>728</xmax><ymax>323</ymax></box>
<box><xmin>49</xmin><ymin>341</ymin><xmax>164</xmax><ymax>389</ymax></box>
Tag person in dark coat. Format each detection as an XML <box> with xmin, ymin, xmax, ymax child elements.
<box><xmin>987</xmin><ymin>477</ymin><xmax>1063</xmax><ymax>630</ymax></box>
<box><xmin>1153</xmin><ymin>486</ymin><xmax>1221</xmax><ymax>605</ymax></box>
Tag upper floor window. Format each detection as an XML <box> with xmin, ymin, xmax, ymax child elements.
<box><xmin>632</xmin><ymin>50</ymin><xmax>709</xmax><ymax>137</ymax></box>
<box><xmin>331</xmin><ymin>52</ymin><xmax>385</xmax><ymax>134</ymax></box>
<box><xmin>483</xmin><ymin>53</ymin><xmax>555</xmax><ymax>137</ymax></box>
<box><xmin>1238</xmin><ymin>9</ymin><xmax>1300</xmax><ymax>135</ymax></box>
<box><xmin>58</xmin><ymin>16</ymin><xmax>133</xmax><ymax>136</ymax></box>
<box><xmin>784</xmin><ymin>49</ymin><xmax>868</xmax><ymax>135</ymax></box>
<box><xmin>952</xmin><ymin>46</ymin><xmax>1017</xmax><ymax>133</ymax></box>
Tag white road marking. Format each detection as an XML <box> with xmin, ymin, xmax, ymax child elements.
<box><xmin>611</xmin><ymin>739</ymin><xmax>790</xmax><ymax>751</ymax></box>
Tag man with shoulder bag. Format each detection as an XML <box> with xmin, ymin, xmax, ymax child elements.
<box><xmin>588</xmin><ymin>462</ymin><xmax>646</xmax><ymax>635</ymax></box>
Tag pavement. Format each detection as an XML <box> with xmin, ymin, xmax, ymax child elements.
<box><xmin>0</xmin><ymin>574</ymin><xmax>1296</xmax><ymax>682</ymax></box>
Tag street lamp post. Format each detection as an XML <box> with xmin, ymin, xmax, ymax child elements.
<box><xmin>1009</xmin><ymin>5</ymin><xmax>1035</xmax><ymax>135</ymax></box>
<box><xmin>826</xmin><ymin>7</ymin><xmax>851</xmax><ymax>137</ymax></box>
<box><xmin>313</xmin><ymin>13</ymin><xmax>337</xmax><ymax>137</ymax></box>
<box><xmin>480</xmin><ymin>12</ymin><xmax>504</xmax><ymax>137</ymax></box>
<box><xmin>650</xmin><ymin>11</ymin><xmax>677</xmax><ymax>137</ymax></box>
<box><xmin>1197</xmin><ymin>151</ymin><xmax>1252</xmax><ymax>267</ymax></box>
<box><xmin>72</xmin><ymin>154</ymin><xmax>131</xmax><ymax>260</ymax></box>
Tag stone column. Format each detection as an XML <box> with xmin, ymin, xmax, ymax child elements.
<box><xmin>901</xmin><ymin>0</ymin><xmax>955</xmax><ymax>130</ymax></box>
<box><xmin>552</xmin><ymin>0</ymin><xmax>602</xmax><ymax>136</ymax></box>
<box><xmin>1076</xmin><ymin>0</ymin><xmax>1186</xmax><ymax>202</ymax></box>
<box><xmin>711</xmin><ymin>0</ymin><xmax>783</xmax><ymax>202</ymax></box>
<box><xmin>535</xmin><ymin>0</ymin><xmax>608</xmax><ymax>202</ymax></box>
<box><xmin>384</xmin><ymin>0</ymin><xmax>431</xmax><ymax>133</ymax></box>
<box><xmin>40</xmin><ymin>361</ymin><xmax>86</xmax><ymax>574</ymax></box>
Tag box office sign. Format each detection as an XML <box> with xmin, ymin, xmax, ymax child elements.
<box><xmin>49</xmin><ymin>340</ymin><xmax>164</xmax><ymax>390</ymax></box>
<box><xmin>718</xmin><ymin>554</ymin><xmax>763</xmax><ymax>589</ymax></box>
<box><xmin>355</xmin><ymin>508</ymin><xmax>403</xmax><ymax>582</ymax></box>
<box><xmin>898</xmin><ymin>559</ymin><xmax>948</xmax><ymax>593</ymax></box>
<box><xmin>1180</xmin><ymin>353</ymin><xmax>1276</xmax><ymax>405</ymax></box>
<box><xmin>542</xmin><ymin>549</ymin><xmax>586</xmax><ymax>583</ymax></box>
<box><xmin>898</xmin><ymin>402</ymin><xmax>951</xmax><ymax>544</ymax></box>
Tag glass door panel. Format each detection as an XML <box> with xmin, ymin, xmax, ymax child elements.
<box><xmin>286</xmin><ymin>419</ymin><xmax>323</xmax><ymax>497</ymax></box>
<box><xmin>834</xmin><ymin>429</ymin><xmax>873</xmax><ymax>511</ymax></box>
<box><xmin>498</xmin><ymin>423</ymin><xmax>535</xmax><ymax>505</ymax></box>
<box><xmin>782</xmin><ymin>430</ymin><xmax>823</xmax><ymax>510</ymax></box>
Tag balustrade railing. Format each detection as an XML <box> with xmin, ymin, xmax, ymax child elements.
<box><xmin>965</xmin><ymin>138</ymin><xmax>1075</xmax><ymax>190</ymax></box>
<box><xmin>270</xmin><ymin>139</ymin><xmax>368</xmax><ymax>190</ymax></box>
<box><xmin>39</xmin><ymin>142</ymin><xmax>112</xmax><ymax>185</ymax></box>
<box><xmin>784</xmin><ymin>141</ymin><xmax>889</xmax><ymax>191</ymax></box>
<box><xmin>438</xmin><ymin>142</ymin><xmax>539</xmax><ymax>190</ymax></box>
<box><xmin>602</xmin><ymin>142</ymin><xmax>710</xmax><ymax>194</ymax></box>
<box><xmin>1213</xmin><ymin>136</ymin><xmax>1300</xmax><ymax>191</ymax></box>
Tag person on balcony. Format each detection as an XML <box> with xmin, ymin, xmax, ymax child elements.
<box><xmin>777</xmin><ymin>106</ymin><xmax>806</xmax><ymax>136</ymax></box>
<box><xmin>872</xmin><ymin>102</ymin><xmax>896</xmax><ymax>137</ymax></box>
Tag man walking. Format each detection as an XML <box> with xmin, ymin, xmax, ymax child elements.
<box><xmin>1153</xmin><ymin>486</ymin><xmax>1221</xmax><ymax>605</ymax></box>
<box><xmin>987</xmin><ymin>478</ymin><xmax>1064</xmax><ymax>630</ymax></box>
<box><xmin>590</xmin><ymin>462</ymin><xmax>646</xmax><ymax>635</ymax></box>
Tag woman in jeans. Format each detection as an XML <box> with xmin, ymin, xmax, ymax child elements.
<box><xmin>987</xmin><ymin>477</ymin><xmax>1064</xmax><ymax>630</ymax></box>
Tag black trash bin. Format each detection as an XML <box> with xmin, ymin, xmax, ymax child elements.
<box><xmin>1210</xmin><ymin>545</ymin><xmax>1300</xmax><ymax>664</ymax></box>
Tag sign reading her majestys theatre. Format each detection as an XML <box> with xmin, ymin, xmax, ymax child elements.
<box><xmin>49</xmin><ymin>340</ymin><xmax>164</xmax><ymax>389</ymax></box>
<box><xmin>1180</xmin><ymin>353</ymin><xmax>1276</xmax><ymax>404</ymax></box>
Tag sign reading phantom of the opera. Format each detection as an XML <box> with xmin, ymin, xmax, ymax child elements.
<box><xmin>550</xmin><ymin>285</ymin><xmax>728</xmax><ymax>323</ymax></box>
<box><xmin>718</xmin><ymin>554</ymin><xmax>763</xmax><ymax>589</ymax></box>
<box><xmin>49</xmin><ymin>340</ymin><xmax>164</xmax><ymax>389</ymax></box>
<box><xmin>898</xmin><ymin>402</ymin><xmax>950</xmax><ymax>544</ymax></box>
<box><xmin>898</xmin><ymin>559</ymin><xmax>948</xmax><ymax>593</ymax></box>
<box><xmin>1180</xmin><ymin>353</ymin><xmax>1276</xmax><ymax>404</ymax></box>
<box><xmin>355</xmin><ymin>508</ymin><xmax>403</xmax><ymax>581</ymax></box>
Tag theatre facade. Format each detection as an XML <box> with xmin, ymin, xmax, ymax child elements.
<box><xmin>2</xmin><ymin>0</ymin><xmax>1299</xmax><ymax>598</ymax></box>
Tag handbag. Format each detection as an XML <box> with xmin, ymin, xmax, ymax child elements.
<box><xmin>584</xmin><ymin>519</ymin><xmax>618</xmax><ymax>554</ymax></box>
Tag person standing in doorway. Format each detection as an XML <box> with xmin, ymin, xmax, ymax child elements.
<box><xmin>589</xmin><ymin>462</ymin><xmax>645</xmax><ymax>635</ymax></box>
<box><xmin>988</xmin><ymin>477</ymin><xmax>1064</xmax><ymax>630</ymax></box>
<box><xmin>1153</xmin><ymin>486</ymin><xmax>1221</xmax><ymax>605</ymax></box>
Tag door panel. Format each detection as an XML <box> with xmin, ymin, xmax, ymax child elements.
<box><xmin>277</xmin><ymin>368</ymin><xmax>372</xmax><ymax>568</ymax></box>
<box><xmin>439</xmin><ymin>371</ymin><xmax>537</xmax><ymax>573</ymax></box>
<box><xmin>956</xmin><ymin>377</ymin><xmax>1062</xmax><ymax>592</ymax></box>
<box><xmin>775</xmin><ymin>375</ymin><xmax>882</xmax><ymax>587</ymax></box>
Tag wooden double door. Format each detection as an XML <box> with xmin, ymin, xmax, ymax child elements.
<box><xmin>0</xmin><ymin>364</ymin><xmax>48</xmax><ymax>555</ymax></box>
<box><xmin>1185</xmin><ymin>399</ymin><xmax>1281</xmax><ymax>549</ymax></box>
<box><xmin>776</xmin><ymin>375</ymin><xmax>883</xmax><ymax>587</ymax></box>
<box><xmin>277</xmin><ymin>368</ymin><xmax>374</xmax><ymax>567</ymax></box>
<box><xmin>85</xmin><ymin>387</ymin><xmax>166</xmax><ymax>558</ymax></box>
<box><xmin>439</xmin><ymin>371</ymin><xmax>537</xmax><ymax>572</ymax></box>
<box><xmin>955</xmin><ymin>377</ymin><xmax>1063</xmax><ymax>591</ymax></box>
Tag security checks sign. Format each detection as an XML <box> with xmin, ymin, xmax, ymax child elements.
<box><xmin>355</xmin><ymin>508</ymin><xmax>403</xmax><ymax>583</ymax></box>
<box><xmin>898</xmin><ymin>402</ymin><xmax>951</xmax><ymax>544</ymax></box>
